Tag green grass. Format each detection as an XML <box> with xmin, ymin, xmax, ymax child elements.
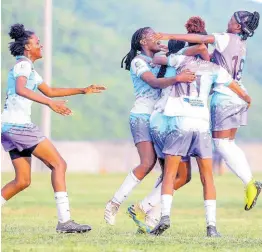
<box><xmin>2</xmin><ymin>172</ymin><xmax>262</xmax><ymax>252</ymax></box>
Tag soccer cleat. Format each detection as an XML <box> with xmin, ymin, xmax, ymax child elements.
<box><xmin>104</xmin><ymin>200</ymin><xmax>120</xmax><ymax>225</ymax></box>
<box><xmin>207</xmin><ymin>225</ymin><xmax>221</xmax><ymax>237</ymax></box>
<box><xmin>245</xmin><ymin>180</ymin><xmax>262</xmax><ymax>211</ymax></box>
<box><xmin>56</xmin><ymin>220</ymin><xmax>91</xmax><ymax>233</ymax></box>
<box><xmin>150</xmin><ymin>215</ymin><xmax>170</xmax><ymax>236</ymax></box>
<box><xmin>127</xmin><ymin>204</ymin><xmax>152</xmax><ymax>233</ymax></box>
<box><xmin>136</xmin><ymin>214</ymin><xmax>159</xmax><ymax>234</ymax></box>
<box><xmin>136</xmin><ymin>228</ymin><xmax>146</xmax><ymax>234</ymax></box>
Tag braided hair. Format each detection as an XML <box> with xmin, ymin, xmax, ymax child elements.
<box><xmin>9</xmin><ymin>24</ymin><xmax>34</xmax><ymax>57</ymax></box>
<box><xmin>121</xmin><ymin>27</ymin><xmax>151</xmax><ymax>70</ymax></box>
<box><xmin>234</xmin><ymin>11</ymin><xmax>260</xmax><ymax>40</ymax></box>
<box><xmin>157</xmin><ymin>40</ymin><xmax>186</xmax><ymax>78</ymax></box>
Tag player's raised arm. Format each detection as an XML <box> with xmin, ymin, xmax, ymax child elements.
<box><xmin>154</xmin><ymin>32</ymin><xmax>215</xmax><ymax>45</ymax></box>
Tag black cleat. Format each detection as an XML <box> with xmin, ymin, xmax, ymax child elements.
<box><xmin>150</xmin><ymin>215</ymin><xmax>170</xmax><ymax>236</ymax></box>
<box><xmin>207</xmin><ymin>225</ymin><xmax>221</xmax><ymax>237</ymax></box>
<box><xmin>56</xmin><ymin>220</ymin><xmax>92</xmax><ymax>233</ymax></box>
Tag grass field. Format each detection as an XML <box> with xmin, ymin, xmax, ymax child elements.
<box><xmin>1</xmin><ymin>172</ymin><xmax>262</xmax><ymax>252</ymax></box>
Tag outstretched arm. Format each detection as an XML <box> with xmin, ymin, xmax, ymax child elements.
<box><xmin>155</xmin><ymin>33</ymin><xmax>215</xmax><ymax>45</ymax></box>
<box><xmin>38</xmin><ymin>83</ymin><xmax>106</xmax><ymax>98</ymax></box>
<box><xmin>16</xmin><ymin>77</ymin><xmax>72</xmax><ymax>116</ymax></box>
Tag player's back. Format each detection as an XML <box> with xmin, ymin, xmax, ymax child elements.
<box><xmin>163</xmin><ymin>55</ymin><xmax>233</xmax><ymax>128</ymax></box>
<box><xmin>171</xmin><ymin>56</ymin><xmax>221</xmax><ymax>99</ymax></box>
<box><xmin>212</xmin><ymin>33</ymin><xmax>246</xmax><ymax>83</ymax></box>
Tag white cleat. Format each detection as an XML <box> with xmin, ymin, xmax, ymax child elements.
<box><xmin>104</xmin><ymin>200</ymin><xmax>120</xmax><ymax>225</ymax></box>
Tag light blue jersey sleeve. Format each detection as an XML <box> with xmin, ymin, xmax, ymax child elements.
<box><xmin>13</xmin><ymin>61</ymin><xmax>43</xmax><ymax>87</ymax></box>
<box><xmin>131</xmin><ymin>58</ymin><xmax>151</xmax><ymax>78</ymax></box>
<box><xmin>13</xmin><ymin>61</ymin><xmax>32</xmax><ymax>79</ymax></box>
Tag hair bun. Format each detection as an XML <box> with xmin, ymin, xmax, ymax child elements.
<box><xmin>185</xmin><ymin>16</ymin><xmax>206</xmax><ymax>33</ymax></box>
<box><xmin>9</xmin><ymin>23</ymin><xmax>25</xmax><ymax>40</ymax></box>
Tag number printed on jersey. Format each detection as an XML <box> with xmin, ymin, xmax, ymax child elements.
<box><xmin>232</xmin><ymin>56</ymin><xmax>245</xmax><ymax>81</ymax></box>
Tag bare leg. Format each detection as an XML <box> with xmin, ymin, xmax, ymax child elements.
<box><xmin>1</xmin><ymin>157</ymin><xmax>31</xmax><ymax>201</ymax></box>
<box><xmin>32</xmin><ymin>138</ymin><xmax>67</xmax><ymax>192</ymax></box>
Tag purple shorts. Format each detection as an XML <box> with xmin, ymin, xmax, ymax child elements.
<box><xmin>150</xmin><ymin>111</ymin><xmax>196</xmax><ymax>160</ymax></box>
<box><xmin>1</xmin><ymin>123</ymin><xmax>45</xmax><ymax>152</ymax></box>
<box><xmin>211</xmin><ymin>94</ymin><xmax>248</xmax><ymax>131</ymax></box>
<box><xmin>129</xmin><ymin>113</ymin><xmax>152</xmax><ymax>145</ymax></box>
<box><xmin>163</xmin><ymin>129</ymin><xmax>212</xmax><ymax>159</ymax></box>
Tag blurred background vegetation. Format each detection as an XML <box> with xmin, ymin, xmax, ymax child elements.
<box><xmin>1</xmin><ymin>0</ymin><xmax>262</xmax><ymax>141</ymax></box>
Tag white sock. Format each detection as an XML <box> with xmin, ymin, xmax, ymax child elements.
<box><xmin>213</xmin><ymin>138</ymin><xmax>253</xmax><ymax>185</ymax></box>
<box><xmin>204</xmin><ymin>200</ymin><xmax>216</xmax><ymax>227</ymax></box>
<box><xmin>161</xmin><ymin>194</ymin><xmax>173</xmax><ymax>217</ymax></box>
<box><xmin>112</xmin><ymin>171</ymin><xmax>140</xmax><ymax>204</ymax></box>
<box><xmin>140</xmin><ymin>182</ymin><xmax>162</xmax><ymax>213</ymax></box>
<box><xmin>55</xmin><ymin>192</ymin><xmax>70</xmax><ymax>223</ymax></box>
<box><xmin>1</xmin><ymin>196</ymin><xmax>7</xmax><ymax>206</ymax></box>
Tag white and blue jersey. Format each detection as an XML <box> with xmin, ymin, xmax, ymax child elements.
<box><xmin>162</xmin><ymin>54</ymin><xmax>233</xmax><ymax>131</ymax></box>
<box><xmin>2</xmin><ymin>56</ymin><xmax>43</xmax><ymax>126</ymax></box>
<box><xmin>130</xmin><ymin>55</ymin><xmax>161</xmax><ymax>114</ymax></box>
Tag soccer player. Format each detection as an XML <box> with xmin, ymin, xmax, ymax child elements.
<box><xmin>126</xmin><ymin>39</ymin><xmax>210</xmax><ymax>234</ymax></box>
<box><xmin>185</xmin><ymin>16</ymin><xmax>225</xmax><ymax>175</ymax></box>
<box><xmin>152</xmin><ymin>11</ymin><xmax>261</xmax><ymax>210</ymax></box>
<box><xmin>104</xmin><ymin>27</ymin><xmax>196</xmax><ymax>226</ymax></box>
<box><xmin>1</xmin><ymin>24</ymin><xmax>106</xmax><ymax>233</ymax></box>
<box><xmin>149</xmin><ymin>44</ymin><xmax>251</xmax><ymax>236</ymax></box>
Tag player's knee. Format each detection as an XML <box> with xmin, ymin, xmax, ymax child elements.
<box><xmin>15</xmin><ymin>177</ymin><xmax>31</xmax><ymax>191</ymax></box>
<box><xmin>200</xmin><ymin>174</ymin><xmax>213</xmax><ymax>186</ymax></box>
<box><xmin>52</xmin><ymin>158</ymin><xmax>67</xmax><ymax>173</ymax></box>
<box><xmin>140</xmin><ymin>159</ymin><xmax>156</xmax><ymax>172</ymax></box>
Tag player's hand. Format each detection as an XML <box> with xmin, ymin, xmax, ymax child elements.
<box><xmin>175</xmin><ymin>69</ymin><xmax>196</xmax><ymax>83</ymax></box>
<box><xmin>83</xmin><ymin>85</ymin><xmax>106</xmax><ymax>94</ymax></box>
<box><xmin>151</xmin><ymin>33</ymin><xmax>169</xmax><ymax>42</ymax></box>
<box><xmin>48</xmin><ymin>100</ymin><xmax>72</xmax><ymax>116</ymax></box>
<box><xmin>159</xmin><ymin>44</ymin><xmax>168</xmax><ymax>53</ymax></box>
<box><xmin>244</xmin><ymin>94</ymin><xmax>251</xmax><ymax>109</ymax></box>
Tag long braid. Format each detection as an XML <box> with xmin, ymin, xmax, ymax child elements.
<box><xmin>157</xmin><ymin>40</ymin><xmax>185</xmax><ymax>78</ymax></box>
<box><xmin>121</xmin><ymin>27</ymin><xmax>150</xmax><ymax>70</ymax></box>
<box><xmin>234</xmin><ymin>11</ymin><xmax>260</xmax><ymax>40</ymax></box>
